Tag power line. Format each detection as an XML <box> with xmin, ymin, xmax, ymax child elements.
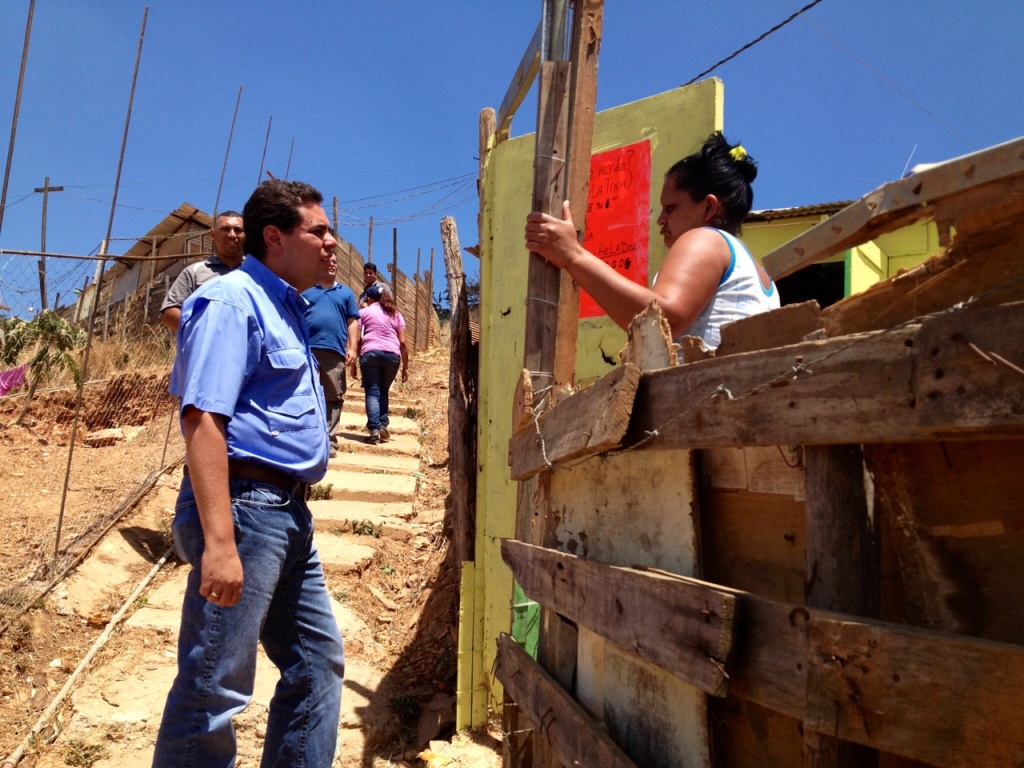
<box><xmin>684</xmin><ymin>0</ymin><xmax>827</xmax><ymax>86</ymax></box>
<box><xmin>784</xmin><ymin>1</ymin><xmax>973</xmax><ymax>148</ymax></box>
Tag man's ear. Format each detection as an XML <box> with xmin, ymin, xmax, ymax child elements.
<box><xmin>263</xmin><ymin>224</ymin><xmax>282</xmax><ymax>255</ymax></box>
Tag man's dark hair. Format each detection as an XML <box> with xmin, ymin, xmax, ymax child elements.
<box><xmin>242</xmin><ymin>180</ymin><xmax>323</xmax><ymax>260</ymax></box>
<box><xmin>364</xmin><ymin>262</ymin><xmax>378</xmax><ymax>273</ymax></box>
<box><xmin>215</xmin><ymin>210</ymin><xmax>242</xmax><ymax>225</ymax></box>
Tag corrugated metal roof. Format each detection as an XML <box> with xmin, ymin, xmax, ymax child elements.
<box><xmin>746</xmin><ymin>201</ymin><xmax>853</xmax><ymax>222</ymax></box>
<box><xmin>116</xmin><ymin>202</ymin><xmax>212</xmax><ymax>264</ymax></box>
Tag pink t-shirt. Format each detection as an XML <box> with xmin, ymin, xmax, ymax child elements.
<box><xmin>358</xmin><ymin>303</ymin><xmax>404</xmax><ymax>356</ymax></box>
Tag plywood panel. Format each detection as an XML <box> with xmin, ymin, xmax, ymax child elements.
<box><xmin>867</xmin><ymin>439</ymin><xmax>1024</xmax><ymax>643</ymax></box>
<box><xmin>548</xmin><ymin>448</ymin><xmax>697</xmax><ymax>573</ymax></box>
<box><xmin>699</xmin><ymin>489</ymin><xmax>806</xmax><ymax>604</ymax></box>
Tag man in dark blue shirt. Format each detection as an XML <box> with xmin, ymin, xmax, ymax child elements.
<box><xmin>153</xmin><ymin>180</ymin><xmax>345</xmax><ymax>768</ymax></box>
<box><xmin>303</xmin><ymin>252</ymin><xmax>360</xmax><ymax>457</ymax></box>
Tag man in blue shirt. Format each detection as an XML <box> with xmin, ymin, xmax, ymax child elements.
<box><xmin>303</xmin><ymin>252</ymin><xmax>360</xmax><ymax>457</ymax></box>
<box><xmin>153</xmin><ymin>180</ymin><xmax>345</xmax><ymax>768</ymax></box>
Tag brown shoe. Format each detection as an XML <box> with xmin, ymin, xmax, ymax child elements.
<box><xmin>379</xmin><ymin>427</ymin><xmax>391</xmax><ymax>441</ymax></box>
<box><xmin>368</xmin><ymin>430</ymin><xmax>381</xmax><ymax>444</ymax></box>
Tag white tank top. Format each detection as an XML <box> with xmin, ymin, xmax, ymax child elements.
<box><xmin>673</xmin><ymin>228</ymin><xmax>779</xmax><ymax>351</ymax></box>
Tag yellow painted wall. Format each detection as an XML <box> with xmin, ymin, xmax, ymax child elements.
<box><xmin>463</xmin><ymin>79</ymin><xmax>723</xmax><ymax>727</ymax></box>
<box><xmin>745</xmin><ymin>217</ymin><xmax>943</xmax><ymax>294</ymax></box>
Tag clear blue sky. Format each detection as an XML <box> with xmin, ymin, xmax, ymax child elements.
<box><xmin>1</xmin><ymin>1</ymin><xmax>1022</xmax><ymax>318</ymax></box>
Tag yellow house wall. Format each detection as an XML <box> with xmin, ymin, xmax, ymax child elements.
<box><xmin>744</xmin><ymin>218</ymin><xmax>943</xmax><ymax>296</ymax></box>
<box><xmin>464</xmin><ymin>80</ymin><xmax>723</xmax><ymax>728</ymax></box>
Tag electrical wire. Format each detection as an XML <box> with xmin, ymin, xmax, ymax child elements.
<box><xmin>684</xmin><ymin>0</ymin><xmax>827</xmax><ymax>86</ymax></box>
<box><xmin>783</xmin><ymin>0</ymin><xmax>973</xmax><ymax>148</ymax></box>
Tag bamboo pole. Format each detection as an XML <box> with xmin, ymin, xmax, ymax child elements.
<box><xmin>213</xmin><ymin>83</ymin><xmax>242</xmax><ymax>220</ymax></box>
<box><xmin>52</xmin><ymin>7</ymin><xmax>148</xmax><ymax>577</ymax></box>
<box><xmin>0</xmin><ymin>0</ymin><xmax>35</xmax><ymax>238</ymax></box>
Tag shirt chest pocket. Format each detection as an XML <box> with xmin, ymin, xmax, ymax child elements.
<box><xmin>262</xmin><ymin>348</ymin><xmax>320</xmax><ymax>433</ymax></box>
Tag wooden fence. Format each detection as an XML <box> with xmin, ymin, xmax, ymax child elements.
<box><xmin>494</xmin><ymin>137</ymin><xmax>1024</xmax><ymax>766</ymax></box>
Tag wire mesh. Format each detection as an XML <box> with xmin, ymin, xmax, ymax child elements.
<box><xmin>0</xmin><ymin>252</ymin><xmax>182</xmax><ymax>625</ymax></box>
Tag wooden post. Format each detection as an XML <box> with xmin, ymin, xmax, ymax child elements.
<box><xmin>803</xmin><ymin>445</ymin><xmax>880</xmax><ymax>767</ymax></box>
<box><xmin>414</xmin><ymin>248</ymin><xmax>423</xmax><ymax>353</ymax></box>
<box><xmin>35</xmin><ymin>176</ymin><xmax>62</xmax><ymax>312</ymax></box>
<box><xmin>428</xmin><ymin>247</ymin><xmax>435</xmax><ymax>349</ymax></box>
<box><xmin>509</xmin><ymin>3</ymin><xmax>603</xmax><ymax>764</ymax></box>
<box><xmin>391</xmin><ymin>227</ymin><xmax>399</xmax><ymax>303</ymax></box>
<box><xmin>367</xmin><ymin>215</ymin><xmax>374</xmax><ymax>262</ymax></box>
<box><xmin>555</xmin><ymin>0</ymin><xmax>602</xmax><ymax>385</ymax></box>
<box><xmin>441</xmin><ymin>216</ymin><xmax>477</xmax><ymax>570</ymax></box>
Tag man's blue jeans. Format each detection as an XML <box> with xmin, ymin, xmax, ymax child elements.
<box><xmin>359</xmin><ymin>350</ymin><xmax>401</xmax><ymax>432</ymax></box>
<box><xmin>152</xmin><ymin>477</ymin><xmax>345</xmax><ymax>768</ymax></box>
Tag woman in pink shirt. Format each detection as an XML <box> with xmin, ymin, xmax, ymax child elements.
<box><xmin>357</xmin><ymin>284</ymin><xmax>408</xmax><ymax>443</ymax></box>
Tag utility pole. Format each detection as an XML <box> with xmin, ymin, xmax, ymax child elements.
<box><xmin>367</xmin><ymin>216</ymin><xmax>374</xmax><ymax>262</ymax></box>
<box><xmin>34</xmin><ymin>176</ymin><xmax>62</xmax><ymax>312</ymax></box>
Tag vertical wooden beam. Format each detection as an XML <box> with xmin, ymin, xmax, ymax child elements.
<box><xmin>803</xmin><ymin>445</ymin><xmax>880</xmax><ymax>768</ymax></box>
<box><xmin>391</xmin><ymin>227</ymin><xmax>399</xmax><ymax>301</ymax></box>
<box><xmin>554</xmin><ymin>0</ymin><xmax>603</xmax><ymax>387</ymax></box>
<box><xmin>415</xmin><ymin>248</ymin><xmax>423</xmax><ymax>352</ymax></box>
<box><xmin>428</xmin><ymin>247</ymin><xmax>436</xmax><ymax>349</ymax></box>
<box><xmin>523</xmin><ymin>59</ymin><xmax>571</xmax><ymax>390</ymax></box>
<box><xmin>442</xmin><ymin>216</ymin><xmax>477</xmax><ymax>569</ymax></box>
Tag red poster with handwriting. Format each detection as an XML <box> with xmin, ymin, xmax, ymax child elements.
<box><xmin>580</xmin><ymin>139</ymin><xmax>651</xmax><ymax>319</ymax></box>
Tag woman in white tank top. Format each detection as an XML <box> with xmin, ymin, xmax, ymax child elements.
<box><xmin>525</xmin><ymin>132</ymin><xmax>779</xmax><ymax>352</ymax></box>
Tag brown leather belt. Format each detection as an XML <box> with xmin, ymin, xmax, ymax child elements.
<box><xmin>184</xmin><ymin>461</ymin><xmax>309</xmax><ymax>499</ymax></box>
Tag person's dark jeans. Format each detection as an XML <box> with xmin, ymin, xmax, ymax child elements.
<box><xmin>153</xmin><ymin>477</ymin><xmax>345</xmax><ymax>767</ymax></box>
<box><xmin>359</xmin><ymin>350</ymin><xmax>401</xmax><ymax>432</ymax></box>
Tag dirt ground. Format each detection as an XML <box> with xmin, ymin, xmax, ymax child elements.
<box><xmin>0</xmin><ymin>345</ymin><xmax>501</xmax><ymax>767</ymax></box>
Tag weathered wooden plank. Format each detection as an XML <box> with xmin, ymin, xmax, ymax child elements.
<box><xmin>717</xmin><ymin>300</ymin><xmax>822</xmax><ymax>358</ymax></box>
<box><xmin>512</xmin><ymin>368</ymin><xmax>535</xmax><ymax>434</ymax></box>
<box><xmin>763</xmin><ymin>136</ymin><xmax>1024</xmax><ymax>279</ymax></box>
<box><xmin>553</xmin><ymin>0</ymin><xmax>602</xmax><ymax>387</ymax></box>
<box><xmin>620</xmin><ymin>301</ymin><xmax>678</xmax><ymax>370</ymax></box>
<box><xmin>804</xmin><ymin>617</ymin><xmax>1024</xmax><ymax>768</ymax></box>
<box><xmin>803</xmin><ymin>445</ymin><xmax>879</xmax><ymax>767</ymax></box>
<box><xmin>821</xmin><ymin>213</ymin><xmax>1024</xmax><ymax>337</ymax></box>
<box><xmin>496</xmin><ymin>21</ymin><xmax>541</xmax><ymax>143</ymax></box>
<box><xmin>914</xmin><ymin>300</ymin><xmax>1024</xmax><ymax>430</ymax></box>
<box><xmin>626</xmin><ymin>302</ymin><xmax>1024</xmax><ymax>450</ymax></box>
<box><xmin>501</xmin><ymin>540</ymin><xmax>735</xmax><ymax>696</ymax></box>
<box><xmin>523</xmin><ymin>60</ymin><xmax>570</xmax><ymax>386</ymax></box>
<box><xmin>697</xmin><ymin>489</ymin><xmax>806</xmax><ymax>604</ymax></box>
<box><xmin>509</xmin><ymin>362</ymin><xmax>639</xmax><ymax>480</ymax></box>
<box><xmin>442</xmin><ymin>216</ymin><xmax>477</xmax><ymax>568</ymax></box>
<box><xmin>865</xmin><ymin>439</ymin><xmax>1024</xmax><ymax>641</ymax></box>
<box><xmin>495</xmin><ymin>633</ymin><xmax>640</xmax><ymax>768</ymax></box>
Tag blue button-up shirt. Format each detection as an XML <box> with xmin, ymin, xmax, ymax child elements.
<box><xmin>170</xmin><ymin>256</ymin><xmax>329</xmax><ymax>483</ymax></box>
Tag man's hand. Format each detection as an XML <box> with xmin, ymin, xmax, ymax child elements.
<box><xmin>182</xmin><ymin>407</ymin><xmax>243</xmax><ymax>607</ymax></box>
<box><xmin>200</xmin><ymin>542</ymin><xmax>244</xmax><ymax>606</ymax></box>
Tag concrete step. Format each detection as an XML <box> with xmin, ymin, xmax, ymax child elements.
<box><xmin>309</xmin><ymin>499</ymin><xmax>418</xmax><ymax>542</ymax></box>
<box><xmin>318</xmin><ymin>468</ymin><xmax>418</xmax><ymax>503</ymax></box>
<box><xmin>310</xmin><ymin>498</ymin><xmax>415</xmax><ymax>526</ymax></box>
<box><xmin>337</xmin><ymin>410</ymin><xmax>419</xmax><ymax>435</ymax></box>
<box><xmin>314</xmin><ymin>533</ymin><xmax>375</xmax><ymax>576</ymax></box>
<box><xmin>334</xmin><ymin>431</ymin><xmax>421</xmax><ymax>457</ymax></box>
<box><xmin>327</xmin><ymin>451</ymin><xmax>420</xmax><ymax>475</ymax></box>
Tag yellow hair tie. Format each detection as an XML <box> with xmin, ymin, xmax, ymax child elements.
<box><xmin>729</xmin><ymin>145</ymin><xmax>747</xmax><ymax>162</ymax></box>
